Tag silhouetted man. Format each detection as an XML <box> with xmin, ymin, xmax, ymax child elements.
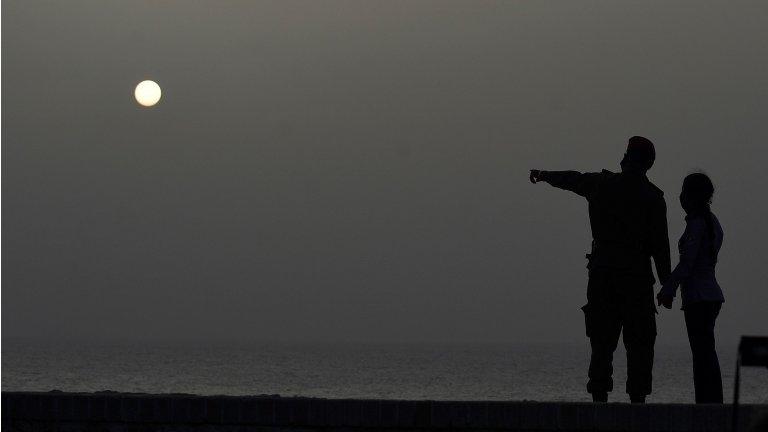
<box><xmin>529</xmin><ymin>136</ymin><xmax>671</xmax><ymax>403</ymax></box>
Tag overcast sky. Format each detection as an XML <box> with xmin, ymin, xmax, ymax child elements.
<box><xmin>3</xmin><ymin>0</ymin><xmax>767</xmax><ymax>346</ymax></box>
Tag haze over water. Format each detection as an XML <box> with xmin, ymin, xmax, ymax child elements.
<box><xmin>3</xmin><ymin>339</ymin><xmax>767</xmax><ymax>404</ymax></box>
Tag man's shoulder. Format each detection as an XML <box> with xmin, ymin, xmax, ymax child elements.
<box><xmin>592</xmin><ymin>169</ymin><xmax>616</xmax><ymax>182</ymax></box>
<box><xmin>611</xmin><ymin>171</ymin><xmax>666</xmax><ymax>200</ymax></box>
<box><xmin>646</xmin><ymin>181</ymin><xmax>665</xmax><ymax>198</ymax></box>
<box><xmin>596</xmin><ymin>169</ymin><xmax>634</xmax><ymax>185</ymax></box>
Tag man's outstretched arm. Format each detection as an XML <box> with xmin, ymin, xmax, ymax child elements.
<box><xmin>529</xmin><ymin>169</ymin><xmax>603</xmax><ymax>198</ymax></box>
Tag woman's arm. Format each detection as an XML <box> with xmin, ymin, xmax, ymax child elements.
<box><xmin>660</xmin><ymin>217</ymin><xmax>706</xmax><ymax>298</ymax></box>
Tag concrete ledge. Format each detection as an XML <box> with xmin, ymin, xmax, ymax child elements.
<box><xmin>2</xmin><ymin>391</ymin><xmax>767</xmax><ymax>431</ymax></box>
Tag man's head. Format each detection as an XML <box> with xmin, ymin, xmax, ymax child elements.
<box><xmin>620</xmin><ymin>136</ymin><xmax>655</xmax><ymax>172</ymax></box>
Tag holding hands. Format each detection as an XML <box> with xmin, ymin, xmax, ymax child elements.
<box><xmin>657</xmin><ymin>290</ymin><xmax>674</xmax><ymax>309</ymax></box>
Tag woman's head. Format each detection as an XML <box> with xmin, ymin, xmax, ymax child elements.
<box><xmin>680</xmin><ymin>172</ymin><xmax>714</xmax><ymax>214</ymax></box>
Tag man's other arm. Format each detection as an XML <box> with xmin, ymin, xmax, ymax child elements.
<box><xmin>530</xmin><ymin>170</ymin><xmax>603</xmax><ymax>198</ymax></box>
<box><xmin>651</xmin><ymin>197</ymin><xmax>672</xmax><ymax>286</ymax></box>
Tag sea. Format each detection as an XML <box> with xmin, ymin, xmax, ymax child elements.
<box><xmin>2</xmin><ymin>339</ymin><xmax>766</xmax><ymax>403</ymax></box>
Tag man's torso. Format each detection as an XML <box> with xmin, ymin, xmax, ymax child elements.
<box><xmin>586</xmin><ymin>170</ymin><xmax>664</xmax><ymax>282</ymax></box>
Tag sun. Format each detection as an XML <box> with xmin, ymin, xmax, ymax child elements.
<box><xmin>134</xmin><ymin>80</ymin><xmax>162</xmax><ymax>107</ymax></box>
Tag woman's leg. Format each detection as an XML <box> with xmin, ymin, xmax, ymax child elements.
<box><xmin>684</xmin><ymin>302</ymin><xmax>723</xmax><ymax>403</ymax></box>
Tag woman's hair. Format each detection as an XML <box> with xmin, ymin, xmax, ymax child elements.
<box><xmin>682</xmin><ymin>172</ymin><xmax>715</xmax><ymax>209</ymax></box>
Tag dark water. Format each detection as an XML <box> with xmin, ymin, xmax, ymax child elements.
<box><xmin>2</xmin><ymin>339</ymin><xmax>766</xmax><ymax>403</ymax></box>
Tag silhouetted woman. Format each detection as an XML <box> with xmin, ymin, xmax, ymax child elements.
<box><xmin>657</xmin><ymin>173</ymin><xmax>724</xmax><ymax>403</ymax></box>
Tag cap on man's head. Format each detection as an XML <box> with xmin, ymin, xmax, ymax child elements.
<box><xmin>625</xmin><ymin>136</ymin><xmax>655</xmax><ymax>169</ymax></box>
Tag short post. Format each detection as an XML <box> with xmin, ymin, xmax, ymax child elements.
<box><xmin>732</xmin><ymin>336</ymin><xmax>768</xmax><ymax>432</ymax></box>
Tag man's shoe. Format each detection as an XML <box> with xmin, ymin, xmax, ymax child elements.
<box><xmin>592</xmin><ymin>392</ymin><xmax>608</xmax><ymax>403</ymax></box>
<box><xmin>630</xmin><ymin>395</ymin><xmax>646</xmax><ymax>404</ymax></box>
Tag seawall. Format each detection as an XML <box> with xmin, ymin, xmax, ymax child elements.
<box><xmin>2</xmin><ymin>391</ymin><xmax>767</xmax><ymax>432</ymax></box>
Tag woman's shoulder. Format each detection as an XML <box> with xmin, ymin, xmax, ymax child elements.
<box><xmin>711</xmin><ymin>212</ymin><xmax>724</xmax><ymax>236</ymax></box>
<box><xmin>684</xmin><ymin>214</ymin><xmax>708</xmax><ymax>230</ymax></box>
<box><xmin>682</xmin><ymin>213</ymin><xmax>713</xmax><ymax>238</ymax></box>
<box><xmin>703</xmin><ymin>212</ymin><xmax>723</xmax><ymax>231</ymax></box>
<box><xmin>684</xmin><ymin>212</ymin><xmax>723</xmax><ymax>238</ymax></box>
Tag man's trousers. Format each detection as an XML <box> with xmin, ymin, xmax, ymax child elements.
<box><xmin>582</xmin><ymin>269</ymin><xmax>657</xmax><ymax>398</ymax></box>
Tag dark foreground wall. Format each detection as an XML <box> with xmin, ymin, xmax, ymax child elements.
<box><xmin>2</xmin><ymin>391</ymin><xmax>767</xmax><ymax>432</ymax></box>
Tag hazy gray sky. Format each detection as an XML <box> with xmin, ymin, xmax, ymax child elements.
<box><xmin>3</xmin><ymin>0</ymin><xmax>767</xmax><ymax>345</ymax></box>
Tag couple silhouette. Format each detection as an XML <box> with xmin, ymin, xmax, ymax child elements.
<box><xmin>530</xmin><ymin>136</ymin><xmax>724</xmax><ymax>404</ymax></box>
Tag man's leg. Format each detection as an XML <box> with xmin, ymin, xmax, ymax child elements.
<box><xmin>623</xmin><ymin>300</ymin><xmax>656</xmax><ymax>403</ymax></box>
<box><xmin>587</xmin><ymin>320</ymin><xmax>622</xmax><ymax>401</ymax></box>
<box><xmin>584</xmin><ymin>272</ymin><xmax>622</xmax><ymax>401</ymax></box>
<box><xmin>684</xmin><ymin>302</ymin><xmax>724</xmax><ymax>403</ymax></box>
